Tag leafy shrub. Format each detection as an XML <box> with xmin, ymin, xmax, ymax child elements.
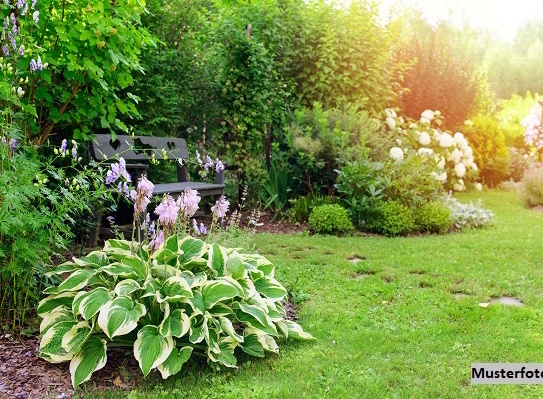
<box><xmin>520</xmin><ymin>165</ymin><xmax>543</xmax><ymax>207</ymax></box>
<box><xmin>38</xmin><ymin>235</ymin><xmax>313</xmax><ymax>387</ymax></box>
<box><xmin>462</xmin><ymin>115</ymin><xmax>509</xmax><ymax>186</ymax></box>
<box><xmin>442</xmin><ymin>195</ymin><xmax>494</xmax><ymax>229</ymax></box>
<box><xmin>507</xmin><ymin>146</ymin><xmax>536</xmax><ymax>181</ymax></box>
<box><xmin>414</xmin><ymin>202</ymin><xmax>453</xmax><ymax>234</ymax></box>
<box><xmin>376</xmin><ymin>200</ymin><xmax>415</xmax><ymax>237</ymax></box>
<box><xmin>288</xmin><ymin>194</ymin><xmax>336</xmax><ymax>223</ymax></box>
<box><xmin>308</xmin><ymin>204</ymin><xmax>354</xmax><ymax>235</ymax></box>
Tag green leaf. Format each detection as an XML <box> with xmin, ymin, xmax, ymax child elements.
<box><xmin>69</xmin><ymin>336</ymin><xmax>107</xmax><ymax>387</ymax></box>
<box><xmin>208</xmin><ymin>340</ymin><xmax>237</xmax><ymax>368</ymax></box>
<box><xmin>62</xmin><ymin>320</ymin><xmax>92</xmax><ymax>353</ymax></box>
<box><xmin>201</xmin><ymin>279</ymin><xmax>242</xmax><ymax>309</ymax></box>
<box><xmin>100</xmin><ymin>262</ymin><xmax>140</xmax><ymax>279</ymax></box>
<box><xmin>219</xmin><ymin>316</ymin><xmax>243</xmax><ymax>343</ymax></box>
<box><xmin>39</xmin><ymin>320</ymin><xmax>77</xmax><ymax>363</ymax></box>
<box><xmin>159</xmin><ymin>276</ymin><xmax>193</xmax><ymax>303</ymax></box>
<box><xmin>97</xmin><ymin>296</ymin><xmax>146</xmax><ymax>339</ymax></box>
<box><xmin>38</xmin><ymin>292</ymin><xmax>77</xmax><ymax>315</ymax></box>
<box><xmin>241</xmin><ymin>334</ymin><xmax>265</xmax><ymax>358</ymax></box>
<box><xmin>159</xmin><ymin>309</ymin><xmax>190</xmax><ymax>338</ymax></box>
<box><xmin>253</xmin><ymin>277</ymin><xmax>288</xmax><ymax>301</ymax></box>
<box><xmin>179</xmin><ymin>236</ymin><xmax>206</xmax><ymax>262</ymax></box>
<box><xmin>207</xmin><ymin>243</ymin><xmax>226</xmax><ymax>277</ymax></box>
<box><xmin>285</xmin><ymin>320</ymin><xmax>314</xmax><ymax>340</ymax></box>
<box><xmin>114</xmin><ymin>279</ymin><xmax>142</xmax><ymax>297</ymax></box>
<box><xmin>73</xmin><ymin>251</ymin><xmax>108</xmax><ymax>268</ymax></box>
<box><xmin>134</xmin><ymin>325</ymin><xmax>174</xmax><ymax>377</ymax></box>
<box><xmin>225</xmin><ymin>255</ymin><xmax>246</xmax><ymax>279</ymax></box>
<box><xmin>235</xmin><ymin>303</ymin><xmax>278</xmax><ymax>336</ymax></box>
<box><xmin>73</xmin><ymin>287</ymin><xmax>111</xmax><ymax>320</ymax></box>
<box><xmin>39</xmin><ymin>307</ymin><xmax>73</xmax><ymax>334</ymax></box>
<box><xmin>45</xmin><ymin>262</ymin><xmax>78</xmax><ymax>277</ymax></box>
<box><xmin>57</xmin><ymin>269</ymin><xmax>96</xmax><ymax>293</ymax></box>
<box><xmin>157</xmin><ymin>346</ymin><xmax>193</xmax><ymax>379</ymax></box>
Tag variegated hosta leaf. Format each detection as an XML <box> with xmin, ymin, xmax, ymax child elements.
<box><xmin>159</xmin><ymin>276</ymin><xmax>193</xmax><ymax>303</ymax></box>
<box><xmin>189</xmin><ymin>316</ymin><xmax>206</xmax><ymax>344</ymax></box>
<box><xmin>39</xmin><ymin>320</ymin><xmax>77</xmax><ymax>363</ymax></box>
<box><xmin>243</xmin><ymin>327</ymin><xmax>279</xmax><ymax>354</ymax></box>
<box><xmin>182</xmin><ymin>257</ymin><xmax>208</xmax><ymax>271</ymax></box>
<box><xmin>207</xmin><ymin>243</ymin><xmax>227</xmax><ymax>277</ymax></box>
<box><xmin>157</xmin><ymin>346</ymin><xmax>193</xmax><ymax>379</ymax></box>
<box><xmin>57</xmin><ymin>269</ymin><xmax>97</xmax><ymax>293</ymax></box>
<box><xmin>225</xmin><ymin>255</ymin><xmax>246</xmax><ymax>280</ymax></box>
<box><xmin>159</xmin><ymin>309</ymin><xmax>190</xmax><ymax>338</ymax></box>
<box><xmin>179</xmin><ymin>271</ymin><xmax>207</xmax><ymax>288</ymax></box>
<box><xmin>114</xmin><ymin>279</ymin><xmax>142</xmax><ymax>297</ymax></box>
<box><xmin>73</xmin><ymin>287</ymin><xmax>112</xmax><ymax>320</ymax></box>
<box><xmin>285</xmin><ymin>320</ymin><xmax>314</xmax><ymax>340</ymax></box>
<box><xmin>208</xmin><ymin>303</ymin><xmax>234</xmax><ymax>317</ymax></box>
<box><xmin>241</xmin><ymin>333</ymin><xmax>265</xmax><ymax>358</ymax></box>
<box><xmin>97</xmin><ymin>296</ymin><xmax>146</xmax><ymax>339</ymax></box>
<box><xmin>275</xmin><ymin>320</ymin><xmax>289</xmax><ymax>339</ymax></box>
<box><xmin>62</xmin><ymin>320</ymin><xmax>92</xmax><ymax>353</ymax></box>
<box><xmin>208</xmin><ymin>338</ymin><xmax>237</xmax><ymax>369</ymax></box>
<box><xmin>235</xmin><ymin>303</ymin><xmax>278</xmax><ymax>336</ymax></box>
<box><xmin>151</xmin><ymin>263</ymin><xmax>182</xmax><ymax>280</ymax></box>
<box><xmin>134</xmin><ymin>325</ymin><xmax>174</xmax><ymax>377</ymax></box>
<box><xmin>38</xmin><ymin>292</ymin><xmax>77</xmax><ymax>316</ymax></box>
<box><xmin>237</xmin><ymin>277</ymin><xmax>257</xmax><ymax>298</ymax></box>
<box><xmin>72</xmin><ymin>251</ymin><xmax>108</xmax><ymax>268</ymax></box>
<box><xmin>40</xmin><ymin>307</ymin><xmax>73</xmax><ymax>334</ymax></box>
<box><xmin>69</xmin><ymin>336</ymin><xmax>107</xmax><ymax>387</ymax></box>
<box><xmin>104</xmin><ymin>239</ymin><xmax>132</xmax><ymax>251</ymax></box>
<box><xmin>141</xmin><ymin>277</ymin><xmax>160</xmax><ymax>299</ymax></box>
<box><xmin>201</xmin><ymin>277</ymin><xmax>244</xmax><ymax>309</ymax></box>
<box><xmin>263</xmin><ymin>298</ymin><xmax>285</xmax><ymax>322</ymax></box>
<box><xmin>178</xmin><ymin>236</ymin><xmax>207</xmax><ymax>262</ymax></box>
<box><xmin>119</xmin><ymin>256</ymin><xmax>149</xmax><ymax>280</ymax></box>
<box><xmin>101</xmin><ymin>258</ymin><xmax>146</xmax><ymax>280</ymax></box>
<box><xmin>253</xmin><ymin>277</ymin><xmax>287</xmax><ymax>301</ymax></box>
<box><xmin>45</xmin><ymin>261</ymin><xmax>78</xmax><ymax>277</ymax></box>
<box><xmin>188</xmin><ymin>290</ymin><xmax>205</xmax><ymax>315</ymax></box>
<box><xmin>219</xmin><ymin>316</ymin><xmax>243</xmax><ymax>343</ymax></box>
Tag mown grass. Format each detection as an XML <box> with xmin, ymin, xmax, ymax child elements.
<box><xmin>86</xmin><ymin>190</ymin><xmax>543</xmax><ymax>398</ymax></box>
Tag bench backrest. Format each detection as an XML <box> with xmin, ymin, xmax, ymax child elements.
<box><xmin>90</xmin><ymin>134</ymin><xmax>189</xmax><ymax>161</ymax></box>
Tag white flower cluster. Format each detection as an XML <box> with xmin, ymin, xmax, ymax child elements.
<box><xmin>385</xmin><ymin>108</ymin><xmax>479</xmax><ymax>191</ymax></box>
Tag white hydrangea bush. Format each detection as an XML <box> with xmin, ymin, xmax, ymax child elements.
<box><xmin>383</xmin><ymin>108</ymin><xmax>479</xmax><ymax>191</ymax></box>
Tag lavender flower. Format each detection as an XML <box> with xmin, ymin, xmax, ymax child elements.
<box><xmin>16</xmin><ymin>0</ymin><xmax>24</xmax><ymax>9</ymax></box>
<box><xmin>21</xmin><ymin>2</ymin><xmax>28</xmax><ymax>15</ymax></box>
<box><xmin>132</xmin><ymin>175</ymin><xmax>154</xmax><ymax>216</ymax></box>
<box><xmin>32</xmin><ymin>10</ymin><xmax>39</xmax><ymax>24</ymax></box>
<box><xmin>29</xmin><ymin>59</ymin><xmax>37</xmax><ymax>72</ymax></box>
<box><xmin>8</xmin><ymin>32</ymin><xmax>16</xmax><ymax>51</ymax></box>
<box><xmin>176</xmin><ymin>188</ymin><xmax>200</xmax><ymax>218</ymax></box>
<box><xmin>9</xmin><ymin>138</ymin><xmax>18</xmax><ymax>151</ymax></box>
<box><xmin>3</xmin><ymin>17</ymin><xmax>9</xmax><ymax>31</ymax></box>
<box><xmin>71</xmin><ymin>142</ymin><xmax>77</xmax><ymax>160</ymax></box>
<box><xmin>106</xmin><ymin>215</ymin><xmax>115</xmax><ymax>224</ymax></box>
<box><xmin>12</xmin><ymin>23</ymin><xmax>18</xmax><ymax>36</ymax></box>
<box><xmin>37</xmin><ymin>55</ymin><xmax>43</xmax><ymax>70</ymax></box>
<box><xmin>211</xmin><ymin>195</ymin><xmax>230</xmax><ymax>219</ymax></box>
<box><xmin>105</xmin><ymin>157</ymin><xmax>132</xmax><ymax>185</ymax></box>
<box><xmin>155</xmin><ymin>195</ymin><xmax>179</xmax><ymax>226</ymax></box>
<box><xmin>16</xmin><ymin>86</ymin><xmax>24</xmax><ymax>97</ymax></box>
<box><xmin>192</xmin><ymin>218</ymin><xmax>199</xmax><ymax>235</ymax></box>
<box><xmin>10</xmin><ymin>13</ymin><xmax>15</xmax><ymax>26</ymax></box>
<box><xmin>31</xmin><ymin>0</ymin><xmax>36</xmax><ymax>9</ymax></box>
<box><xmin>148</xmin><ymin>221</ymin><xmax>155</xmax><ymax>237</ymax></box>
<box><xmin>135</xmin><ymin>196</ymin><xmax>150</xmax><ymax>215</ymax></box>
<box><xmin>195</xmin><ymin>150</ymin><xmax>202</xmax><ymax>165</ymax></box>
<box><xmin>204</xmin><ymin>156</ymin><xmax>214</xmax><ymax>171</ymax></box>
<box><xmin>199</xmin><ymin>222</ymin><xmax>208</xmax><ymax>235</ymax></box>
<box><xmin>60</xmin><ymin>139</ymin><xmax>67</xmax><ymax>156</ymax></box>
<box><xmin>136</xmin><ymin>175</ymin><xmax>154</xmax><ymax>198</ymax></box>
<box><xmin>150</xmin><ymin>230</ymin><xmax>164</xmax><ymax>251</ymax></box>
<box><xmin>215</xmin><ymin>158</ymin><xmax>224</xmax><ymax>174</ymax></box>
<box><xmin>2</xmin><ymin>45</ymin><xmax>8</xmax><ymax>57</ymax></box>
<box><xmin>18</xmin><ymin>45</ymin><xmax>23</xmax><ymax>56</ymax></box>
<box><xmin>130</xmin><ymin>189</ymin><xmax>136</xmax><ymax>201</ymax></box>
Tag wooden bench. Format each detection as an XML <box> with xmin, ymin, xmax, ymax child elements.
<box><xmin>89</xmin><ymin>134</ymin><xmax>225</xmax><ymax>244</ymax></box>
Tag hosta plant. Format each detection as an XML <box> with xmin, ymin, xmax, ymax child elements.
<box><xmin>38</xmin><ymin>235</ymin><xmax>313</xmax><ymax>387</ymax></box>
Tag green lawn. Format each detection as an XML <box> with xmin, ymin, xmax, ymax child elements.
<box><xmin>88</xmin><ymin>190</ymin><xmax>543</xmax><ymax>398</ymax></box>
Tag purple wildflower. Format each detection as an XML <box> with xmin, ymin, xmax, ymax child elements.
<box><xmin>10</xmin><ymin>13</ymin><xmax>15</xmax><ymax>26</ymax></box>
<box><xmin>2</xmin><ymin>45</ymin><xmax>8</xmax><ymax>57</ymax></box>
<box><xmin>136</xmin><ymin>175</ymin><xmax>154</xmax><ymax>198</ymax></box>
<box><xmin>148</xmin><ymin>221</ymin><xmax>155</xmax><ymax>237</ymax></box>
<box><xmin>72</xmin><ymin>143</ymin><xmax>77</xmax><ymax>160</ymax></box>
<box><xmin>195</xmin><ymin>150</ymin><xmax>202</xmax><ymax>165</ymax></box>
<box><xmin>8</xmin><ymin>32</ymin><xmax>16</xmax><ymax>51</ymax></box>
<box><xmin>16</xmin><ymin>0</ymin><xmax>24</xmax><ymax>9</ymax></box>
<box><xmin>199</xmin><ymin>222</ymin><xmax>208</xmax><ymax>235</ymax></box>
<box><xmin>192</xmin><ymin>218</ymin><xmax>199</xmax><ymax>235</ymax></box>
<box><xmin>31</xmin><ymin>0</ymin><xmax>36</xmax><ymax>9</ymax></box>
<box><xmin>29</xmin><ymin>59</ymin><xmax>37</xmax><ymax>72</ymax></box>
<box><xmin>135</xmin><ymin>196</ymin><xmax>150</xmax><ymax>215</ymax></box>
<box><xmin>9</xmin><ymin>138</ymin><xmax>18</xmax><ymax>151</ymax></box>
<box><xmin>211</xmin><ymin>195</ymin><xmax>230</xmax><ymax>219</ymax></box>
<box><xmin>204</xmin><ymin>156</ymin><xmax>214</xmax><ymax>171</ymax></box>
<box><xmin>32</xmin><ymin>10</ymin><xmax>38</xmax><ymax>24</ymax></box>
<box><xmin>12</xmin><ymin>23</ymin><xmax>18</xmax><ymax>36</ymax></box>
<box><xmin>154</xmin><ymin>195</ymin><xmax>179</xmax><ymax>227</ymax></box>
<box><xmin>21</xmin><ymin>2</ymin><xmax>28</xmax><ymax>15</ymax></box>
<box><xmin>215</xmin><ymin>158</ymin><xmax>224</xmax><ymax>174</ymax></box>
<box><xmin>3</xmin><ymin>17</ymin><xmax>9</xmax><ymax>31</ymax></box>
<box><xmin>133</xmin><ymin>175</ymin><xmax>154</xmax><ymax>216</ymax></box>
<box><xmin>60</xmin><ymin>139</ymin><xmax>67</xmax><ymax>155</ymax></box>
<box><xmin>150</xmin><ymin>230</ymin><xmax>164</xmax><ymax>251</ymax></box>
<box><xmin>130</xmin><ymin>190</ymin><xmax>136</xmax><ymax>201</ymax></box>
<box><xmin>18</xmin><ymin>45</ymin><xmax>23</xmax><ymax>56</ymax></box>
<box><xmin>176</xmin><ymin>188</ymin><xmax>200</xmax><ymax>218</ymax></box>
<box><xmin>37</xmin><ymin>55</ymin><xmax>43</xmax><ymax>70</ymax></box>
<box><xmin>106</xmin><ymin>215</ymin><xmax>115</xmax><ymax>225</ymax></box>
<box><xmin>105</xmin><ymin>157</ymin><xmax>132</xmax><ymax>185</ymax></box>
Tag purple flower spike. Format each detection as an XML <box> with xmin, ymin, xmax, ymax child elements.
<box><xmin>215</xmin><ymin>158</ymin><xmax>224</xmax><ymax>174</ymax></box>
<box><xmin>60</xmin><ymin>139</ymin><xmax>67</xmax><ymax>155</ymax></box>
<box><xmin>16</xmin><ymin>0</ymin><xmax>24</xmax><ymax>10</ymax></box>
<box><xmin>32</xmin><ymin>10</ymin><xmax>39</xmax><ymax>24</ymax></box>
<box><xmin>154</xmin><ymin>195</ymin><xmax>179</xmax><ymax>227</ymax></box>
<box><xmin>37</xmin><ymin>55</ymin><xmax>43</xmax><ymax>70</ymax></box>
<box><xmin>18</xmin><ymin>46</ymin><xmax>23</xmax><ymax>56</ymax></box>
<box><xmin>199</xmin><ymin>222</ymin><xmax>208</xmax><ymax>235</ymax></box>
<box><xmin>3</xmin><ymin>17</ymin><xmax>9</xmax><ymax>30</ymax></box>
<box><xmin>31</xmin><ymin>0</ymin><xmax>37</xmax><ymax>9</ymax></box>
<box><xmin>211</xmin><ymin>195</ymin><xmax>230</xmax><ymax>219</ymax></box>
<box><xmin>9</xmin><ymin>138</ymin><xmax>18</xmax><ymax>151</ymax></box>
<box><xmin>30</xmin><ymin>59</ymin><xmax>38</xmax><ymax>72</ymax></box>
<box><xmin>12</xmin><ymin>23</ymin><xmax>18</xmax><ymax>36</ymax></box>
<box><xmin>204</xmin><ymin>156</ymin><xmax>214</xmax><ymax>171</ymax></box>
<box><xmin>72</xmin><ymin>145</ymin><xmax>77</xmax><ymax>160</ymax></box>
<box><xmin>3</xmin><ymin>45</ymin><xmax>9</xmax><ymax>57</ymax></box>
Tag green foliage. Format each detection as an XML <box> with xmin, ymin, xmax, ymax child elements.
<box><xmin>0</xmin><ymin>139</ymin><xmax>110</xmax><ymax>329</ymax></box>
<box><xmin>414</xmin><ymin>201</ymin><xmax>453</xmax><ymax>234</ymax></box>
<box><xmin>288</xmin><ymin>194</ymin><xmax>335</xmax><ymax>223</ymax></box>
<box><xmin>392</xmin><ymin>13</ymin><xmax>483</xmax><ymax>129</ymax></box>
<box><xmin>38</xmin><ymin>235</ymin><xmax>313</xmax><ymax>387</ymax></box>
<box><xmin>308</xmin><ymin>204</ymin><xmax>354</xmax><ymax>235</ymax></box>
<box><xmin>442</xmin><ymin>194</ymin><xmax>494</xmax><ymax>229</ymax></box>
<box><xmin>462</xmin><ymin>115</ymin><xmax>509</xmax><ymax>186</ymax></box>
<box><xmin>520</xmin><ymin>165</ymin><xmax>543</xmax><ymax>207</ymax></box>
<box><xmin>507</xmin><ymin>147</ymin><xmax>535</xmax><ymax>181</ymax></box>
<box><xmin>496</xmin><ymin>93</ymin><xmax>539</xmax><ymax>148</ymax></box>
<box><xmin>259</xmin><ymin>161</ymin><xmax>291</xmax><ymax>217</ymax></box>
<box><xmin>375</xmin><ymin>200</ymin><xmax>415</xmax><ymax>237</ymax></box>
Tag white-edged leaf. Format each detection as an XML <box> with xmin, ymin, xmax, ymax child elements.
<box><xmin>103</xmin><ymin>239</ymin><xmax>132</xmax><ymax>251</ymax></box>
<box><xmin>45</xmin><ymin>261</ymin><xmax>78</xmax><ymax>277</ymax></box>
<box><xmin>159</xmin><ymin>276</ymin><xmax>193</xmax><ymax>303</ymax></box>
<box><xmin>201</xmin><ymin>277</ymin><xmax>243</xmax><ymax>309</ymax></box>
<box><xmin>285</xmin><ymin>320</ymin><xmax>314</xmax><ymax>340</ymax></box>
<box><xmin>72</xmin><ymin>251</ymin><xmax>108</xmax><ymax>268</ymax></box>
<box><xmin>241</xmin><ymin>333</ymin><xmax>265</xmax><ymax>358</ymax></box>
<box><xmin>235</xmin><ymin>303</ymin><xmax>277</xmax><ymax>336</ymax></box>
<box><xmin>97</xmin><ymin>296</ymin><xmax>146</xmax><ymax>339</ymax></box>
<box><xmin>38</xmin><ymin>292</ymin><xmax>77</xmax><ymax>315</ymax></box>
<box><xmin>254</xmin><ymin>277</ymin><xmax>287</xmax><ymax>301</ymax></box>
<box><xmin>57</xmin><ymin>269</ymin><xmax>96</xmax><ymax>293</ymax></box>
<box><xmin>179</xmin><ymin>271</ymin><xmax>207</xmax><ymax>288</ymax></box>
<box><xmin>159</xmin><ymin>309</ymin><xmax>190</xmax><ymax>338</ymax></box>
<box><xmin>157</xmin><ymin>346</ymin><xmax>193</xmax><ymax>379</ymax></box>
<box><xmin>207</xmin><ymin>243</ymin><xmax>227</xmax><ymax>277</ymax></box>
<box><xmin>134</xmin><ymin>325</ymin><xmax>174</xmax><ymax>377</ymax></box>
<box><xmin>69</xmin><ymin>336</ymin><xmax>107</xmax><ymax>387</ymax></box>
<box><xmin>179</xmin><ymin>236</ymin><xmax>206</xmax><ymax>262</ymax></box>
<box><xmin>219</xmin><ymin>316</ymin><xmax>243</xmax><ymax>343</ymax></box>
<box><xmin>39</xmin><ymin>320</ymin><xmax>77</xmax><ymax>363</ymax></box>
<box><xmin>39</xmin><ymin>306</ymin><xmax>73</xmax><ymax>334</ymax></box>
<box><xmin>62</xmin><ymin>320</ymin><xmax>92</xmax><ymax>353</ymax></box>
<box><xmin>208</xmin><ymin>340</ymin><xmax>237</xmax><ymax>368</ymax></box>
<box><xmin>100</xmin><ymin>262</ymin><xmax>139</xmax><ymax>279</ymax></box>
<box><xmin>73</xmin><ymin>287</ymin><xmax>111</xmax><ymax>320</ymax></box>
<box><xmin>120</xmin><ymin>256</ymin><xmax>148</xmax><ymax>280</ymax></box>
<box><xmin>114</xmin><ymin>279</ymin><xmax>142</xmax><ymax>297</ymax></box>
<box><xmin>225</xmin><ymin>255</ymin><xmax>246</xmax><ymax>280</ymax></box>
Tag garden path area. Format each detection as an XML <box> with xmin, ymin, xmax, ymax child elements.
<box><xmin>3</xmin><ymin>190</ymin><xmax>543</xmax><ymax>398</ymax></box>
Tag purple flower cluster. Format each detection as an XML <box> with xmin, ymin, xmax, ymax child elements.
<box><xmin>9</xmin><ymin>138</ymin><xmax>18</xmax><ymax>151</ymax></box>
<box><xmin>177</xmin><ymin>188</ymin><xmax>200</xmax><ymax>218</ymax></box>
<box><xmin>134</xmin><ymin>175</ymin><xmax>154</xmax><ymax>215</ymax></box>
<box><xmin>105</xmin><ymin>157</ymin><xmax>132</xmax><ymax>185</ymax></box>
<box><xmin>211</xmin><ymin>195</ymin><xmax>230</xmax><ymax>219</ymax></box>
<box><xmin>155</xmin><ymin>195</ymin><xmax>179</xmax><ymax>227</ymax></box>
<box><xmin>60</xmin><ymin>139</ymin><xmax>68</xmax><ymax>156</ymax></box>
<box><xmin>192</xmin><ymin>219</ymin><xmax>207</xmax><ymax>235</ymax></box>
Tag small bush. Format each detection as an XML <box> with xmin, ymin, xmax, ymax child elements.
<box><xmin>376</xmin><ymin>200</ymin><xmax>415</xmax><ymax>237</ymax></box>
<box><xmin>289</xmin><ymin>194</ymin><xmax>336</xmax><ymax>223</ymax></box>
<box><xmin>308</xmin><ymin>204</ymin><xmax>354</xmax><ymax>235</ymax></box>
<box><xmin>442</xmin><ymin>195</ymin><xmax>494</xmax><ymax>229</ymax></box>
<box><xmin>414</xmin><ymin>201</ymin><xmax>453</xmax><ymax>234</ymax></box>
<box><xmin>520</xmin><ymin>165</ymin><xmax>543</xmax><ymax>207</ymax></box>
